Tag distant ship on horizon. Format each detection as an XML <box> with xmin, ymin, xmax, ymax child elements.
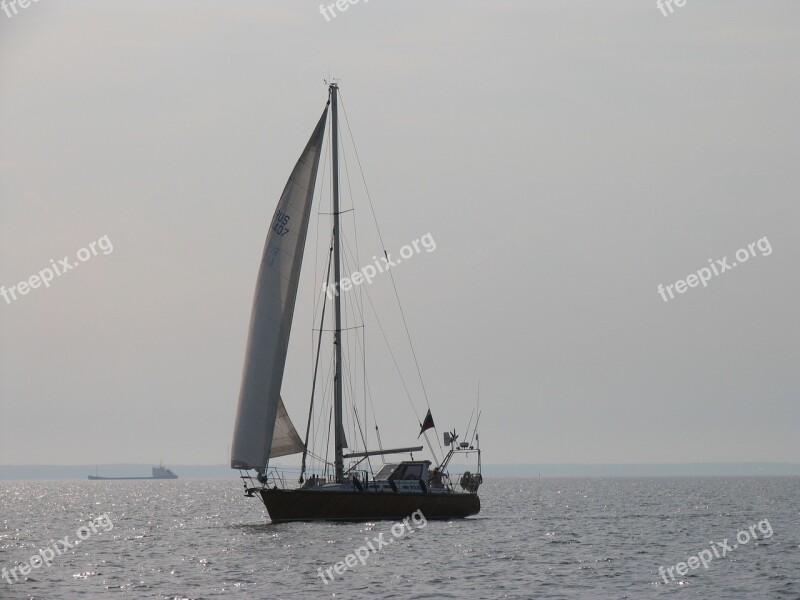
<box><xmin>88</xmin><ymin>465</ymin><xmax>178</xmax><ymax>480</ymax></box>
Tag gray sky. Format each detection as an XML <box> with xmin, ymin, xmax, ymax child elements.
<box><xmin>1</xmin><ymin>0</ymin><xmax>798</xmax><ymax>466</ymax></box>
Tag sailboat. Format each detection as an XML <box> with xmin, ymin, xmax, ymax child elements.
<box><xmin>230</xmin><ymin>83</ymin><xmax>481</xmax><ymax>523</ymax></box>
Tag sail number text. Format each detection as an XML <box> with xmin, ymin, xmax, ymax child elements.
<box><xmin>272</xmin><ymin>210</ymin><xmax>290</xmax><ymax>237</ymax></box>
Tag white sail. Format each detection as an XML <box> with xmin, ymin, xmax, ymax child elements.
<box><xmin>231</xmin><ymin>108</ymin><xmax>328</xmax><ymax>471</ymax></box>
<box><xmin>271</xmin><ymin>395</ymin><xmax>304</xmax><ymax>458</ymax></box>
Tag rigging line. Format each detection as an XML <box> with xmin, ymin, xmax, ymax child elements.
<box><xmin>312</xmin><ymin>213</ymin><xmax>323</xmax><ymax>325</ymax></box>
<box><xmin>345</xmin><ymin>349</ymin><xmax>361</xmax><ymax>457</ymax></box>
<box><xmin>311</xmin><ymin>350</ymin><xmax>336</xmax><ymax>467</ymax></box>
<box><xmin>337</xmin><ymin>103</ymin><xmax>368</xmax><ymax>353</ymax></box>
<box><xmin>336</xmin><ymin>226</ymin><xmax>390</xmax><ymax>468</ymax></box>
<box><xmin>340</xmin><ymin>360</ymin><xmax>366</xmax><ymax>460</ymax></box>
<box><xmin>313</xmin><ymin>326</ymin><xmax>364</xmax><ymax>332</ymax></box>
<box><xmin>362</xmin><ymin>351</ymin><xmax>382</xmax><ymax>455</ymax></box>
<box><xmin>338</xmin><ymin>236</ymin><xmax>362</xmax><ymax>330</ymax></box>
<box><xmin>334</xmin><ymin>263</ymin><xmax>379</xmax><ymax>453</ymax></box>
<box><xmin>311</xmin><ymin>113</ymin><xmax>333</xmax><ymax>325</ymax></box>
<box><xmin>310</xmin><ymin>227</ymin><xmax>335</xmax><ymax>373</ymax></box>
<box><xmin>314</xmin><ymin>356</ymin><xmax>335</xmax><ymax>476</ymax></box>
<box><xmin>310</xmin><ymin>262</ymin><xmax>335</xmax><ymax>457</ymax></box>
<box><xmin>363</xmin><ymin>318</ymin><xmax>367</xmax><ymax>458</ymax></box>
<box><xmin>339</xmin><ymin>328</ymin><xmax>355</xmax><ymax>451</ymax></box>
<box><xmin>352</xmin><ymin>245</ymin><xmax>368</xmax><ymax>459</ymax></box>
<box><xmin>270</xmin><ymin>466</ymin><xmax>305</xmax><ymax>473</ymax></box>
<box><xmin>306</xmin><ymin>450</ymin><xmax>333</xmax><ymax>466</ymax></box>
<box><xmin>360</xmin><ymin>280</ymin><xmax>420</xmax><ymax>418</ymax></box>
<box><xmin>323</xmin><ymin>405</ymin><xmax>332</xmax><ymax>480</ymax></box>
<box><xmin>339</xmin><ymin>242</ymin><xmax>370</xmax><ymax>374</ymax></box>
<box><xmin>337</xmin><ymin>242</ymin><xmax>357</xmax><ymax>451</ymax></box>
<box><xmin>342</xmin><ymin>238</ymin><xmax>369</xmax><ymax>451</ymax></box>
<box><xmin>338</xmin><ymin>90</ymin><xmax>387</xmax><ymax>251</ymax></box>
<box><xmin>350</xmin><ymin>405</ymin><xmax>374</xmax><ymax>479</ymax></box>
<box><xmin>340</xmin><ymin>115</ymin><xmax>356</xmax><ymax>215</ymax></box>
<box><xmin>339</xmin><ymin>235</ymin><xmax>373</xmax><ymax>363</ymax></box>
<box><xmin>347</xmin><ymin>316</ymin><xmax>382</xmax><ymax>464</ymax></box>
<box><xmin>338</xmin><ymin>232</ymin><xmax>426</xmax><ymax>447</ymax></box>
<box><xmin>360</xmin><ymin>286</ymin><xmax>440</xmax><ymax>467</ymax></box>
<box><xmin>339</xmin><ymin>119</ymin><xmax>368</xmax><ymax>335</ymax></box>
<box><xmin>339</xmin><ymin>112</ymin><xmax>361</xmax><ymax>424</ymax></box>
<box><xmin>340</xmin><ymin>232</ymin><xmax>367</xmax><ymax>321</ymax></box>
<box><xmin>335</xmin><ymin>108</ymin><xmax>374</xmax><ymax>329</ymax></box>
<box><xmin>339</xmin><ymin>91</ymin><xmax>443</xmax><ymax>460</ymax></box>
<box><xmin>420</xmin><ymin>429</ymin><xmax>440</xmax><ymax>465</ymax></box>
<box><xmin>339</xmin><ymin>235</ymin><xmax>387</xmax><ymax>468</ymax></box>
<box><xmin>338</xmin><ymin>230</ymin><xmax>375</xmax><ymax>457</ymax></box>
<box><xmin>334</xmin><ymin>183</ymin><xmax>387</xmax><ymax>450</ymax></box>
<box><xmin>339</xmin><ymin>243</ymin><xmax>365</xmax><ymax>347</ymax></box>
<box><xmin>300</xmin><ymin>240</ymin><xmax>334</xmax><ymax>482</ymax></box>
<box><xmin>341</xmin><ymin>350</ymin><xmax>374</xmax><ymax>479</ymax></box>
<box><xmin>375</xmin><ymin>424</ymin><xmax>386</xmax><ymax>464</ymax></box>
<box><xmin>315</xmin><ymin>352</ymin><xmax>336</xmax><ymax>452</ymax></box>
<box><xmin>318</xmin><ymin>208</ymin><xmax>355</xmax><ymax>215</ymax></box>
<box><xmin>339</xmin><ymin>135</ymin><xmax>367</xmax><ymax>343</ymax></box>
<box><xmin>341</xmin><ymin>233</ymin><xmax>434</xmax><ymax>466</ymax></box>
<box><xmin>386</xmin><ymin>265</ymin><xmax>444</xmax><ymax>458</ymax></box>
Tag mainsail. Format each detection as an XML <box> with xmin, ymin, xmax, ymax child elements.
<box><xmin>231</xmin><ymin>107</ymin><xmax>328</xmax><ymax>471</ymax></box>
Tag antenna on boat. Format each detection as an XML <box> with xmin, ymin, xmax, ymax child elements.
<box><xmin>469</xmin><ymin>411</ymin><xmax>481</xmax><ymax>448</ymax></box>
<box><xmin>463</xmin><ymin>408</ymin><xmax>475</xmax><ymax>444</ymax></box>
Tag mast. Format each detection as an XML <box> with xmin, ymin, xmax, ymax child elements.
<box><xmin>330</xmin><ymin>82</ymin><xmax>345</xmax><ymax>483</ymax></box>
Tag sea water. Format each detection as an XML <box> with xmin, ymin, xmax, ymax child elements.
<box><xmin>1</xmin><ymin>477</ymin><xmax>797</xmax><ymax>599</ymax></box>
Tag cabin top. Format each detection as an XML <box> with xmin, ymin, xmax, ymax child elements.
<box><xmin>373</xmin><ymin>461</ymin><xmax>431</xmax><ymax>482</ymax></box>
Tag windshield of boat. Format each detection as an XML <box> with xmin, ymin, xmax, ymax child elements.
<box><xmin>374</xmin><ymin>464</ymin><xmax>399</xmax><ymax>480</ymax></box>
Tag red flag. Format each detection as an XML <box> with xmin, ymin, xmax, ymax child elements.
<box><xmin>418</xmin><ymin>409</ymin><xmax>435</xmax><ymax>438</ymax></box>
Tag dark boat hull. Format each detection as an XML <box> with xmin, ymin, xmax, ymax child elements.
<box><xmin>258</xmin><ymin>488</ymin><xmax>480</xmax><ymax>523</ymax></box>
